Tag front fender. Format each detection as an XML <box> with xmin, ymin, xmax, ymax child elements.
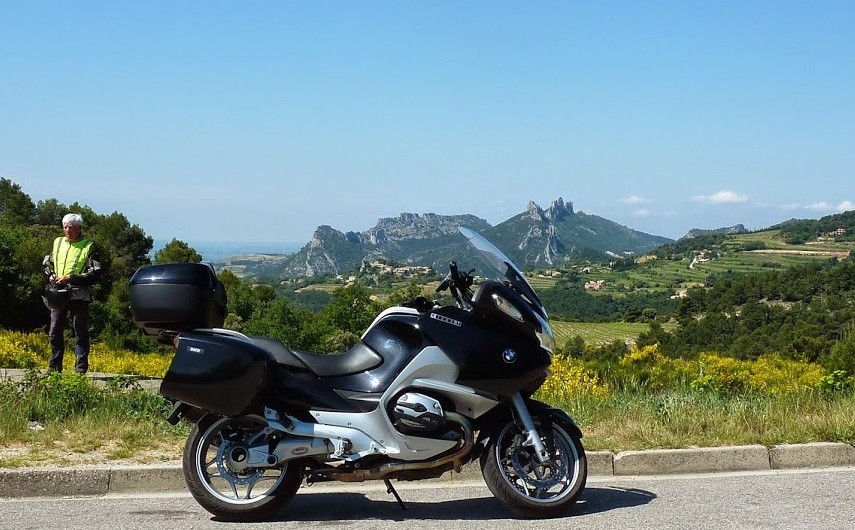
<box><xmin>472</xmin><ymin>399</ymin><xmax>583</xmax><ymax>461</ymax></box>
<box><xmin>532</xmin><ymin>402</ymin><xmax>584</xmax><ymax>440</ymax></box>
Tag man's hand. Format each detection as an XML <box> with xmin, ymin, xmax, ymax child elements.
<box><xmin>55</xmin><ymin>275</ymin><xmax>72</xmax><ymax>286</ymax></box>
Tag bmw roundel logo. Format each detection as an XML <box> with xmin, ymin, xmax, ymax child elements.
<box><xmin>502</xmin><ymin>349</ymin><xmax>517</xmax><ymax>363</ymax></box>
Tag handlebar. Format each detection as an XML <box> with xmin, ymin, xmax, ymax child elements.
<box><xmin>435</xmin><ymin>261</ymin><xmax>475</xmax><ymax>310</ymax></box>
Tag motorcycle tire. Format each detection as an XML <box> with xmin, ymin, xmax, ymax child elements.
<box><xmin>183</xmin><ymin>414</ymin><xmax>302</xmax><ymax>521</ymax></box>
<box><xmin>481</xmin><ymin>416</ymin><xmax>587</xmax><ymax>518</ymax></box>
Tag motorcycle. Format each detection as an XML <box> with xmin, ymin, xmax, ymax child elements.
<box><xmin>129</xmin><ymin>227</ymin><xmax>587</xmax><ymax>520</ymax></box>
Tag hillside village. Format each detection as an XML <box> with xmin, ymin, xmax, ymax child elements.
<box><xmin>333</xmin><ymin>260</ymin><xmax>435</xmax><ymax>287</ymax></box>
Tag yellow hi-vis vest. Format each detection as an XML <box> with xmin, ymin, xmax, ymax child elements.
<box><xmin>52</xmin><ymin>237</ymin><xmax>93</xmax><ymax>277</ymax></box>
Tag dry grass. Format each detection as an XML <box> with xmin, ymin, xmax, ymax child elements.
<box><xmin>556</xmin><ymin>391</ymin><xmax>855</xmax><ymax>451</ymax></box>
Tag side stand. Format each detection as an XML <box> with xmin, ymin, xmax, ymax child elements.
<box><xmin>384</xmin><ymin>479</ymin><xmax>408</xmax><ymax>510</ymax></box>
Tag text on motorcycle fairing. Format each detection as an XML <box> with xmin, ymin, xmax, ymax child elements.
<box><xmin>430</xmin><ymin>313</ymin><xmax>462</xmax><ymax>327</ymax></box>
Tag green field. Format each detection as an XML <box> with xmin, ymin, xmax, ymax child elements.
<box><xmin>527</xmin><ymin>275</ymin><xmax>560</xmax><ymax>290</ymax></box>
<box><xmin>550</xmin><ymin>320</ymin><xmax>676</xmax><ymax>346</ymax></box>
<box><xmin>567</xmin><ymin>231</ymin><xmax>854</xmax><ymax>296</ymax></box>
<box><xmin>296</xmin><ymin>283</ymin><xmax>342</xmax><ymax>293</ymax></box>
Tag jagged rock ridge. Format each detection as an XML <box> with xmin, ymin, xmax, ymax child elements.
<box><xmin>272</xmin><ymin>197</ymin><xmax>673</xmax><ymax>278</ymax></box>
<box><xmin>683</xmin><ymin>224</ymin><xmax>748</xmax><ymax>239</ymax></box>
<box><xmin>280</xmin><ymin>213</ymin><xmax>491</xmax><ymax>277</ymax></box>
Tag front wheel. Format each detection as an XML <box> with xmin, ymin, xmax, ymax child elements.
<box><xmin>481</xmin><ymin>417</ymin><xmax>587</xmax><ymax>518</ymax></box>
<box><xmin>183</xmin><ymin>414</ymin><xmax>302</xmax><ymax>521</ymax></box>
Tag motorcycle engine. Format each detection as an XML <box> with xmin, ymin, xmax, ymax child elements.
<box><xmin>391</xmin><ymin>392</ymin><xmax>446</xmax><ymax>435</ymax></box>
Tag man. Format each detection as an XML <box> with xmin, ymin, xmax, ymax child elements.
<box><xmin>43</xmin><ymin>213</ymin><xmax>102</xmax><ymax>373</ymax></box>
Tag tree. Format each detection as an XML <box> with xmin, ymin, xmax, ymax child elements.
<box><xmin>251</xmin><ymin>284</ymin><xmax>277</xmax><ymax>304</ymax></box>
<box><xmin>320</xmin><ymin>285</ymin><xmax>381</xmax><ymax>336</ymax></box>
<box><xmin>219</xmin><ymin>270</ymin><xmax>259</xmax><ymax>322</ymax></box>
<box><xmin>0</xmin><ymin>228</ymin><xmax>26</xmax><ymax>328</ymax></box>
<box><xmin>561</xmin><ymin>335</ymin><xmax>586</xmax><ymax>358</ymax></box>
<box><xmin>154</xmin><ymin>239</ymin><xmax>202</xmax><ymax>264</ymax></box>
<box><xmin>0</xmin><ymin>225</ymin><xmax>57</xmax><ymax>330</ymax></box>
<box><xmin>385</xmin><ymin>281</ymin><xmax>424</xmax><ymax>307</ymax></box>
<box><xmin>636</xmin><ymin>321</ymin><xmax>672</xmax><ymax>350</ymax></box>
<box><xmin>244</xmin><ymin>298</ymin><xmax>315</xmax><ymax>348</ymax></box>
<box><xmin>0</xmin><ymin>178</ymin><xmax>35</xmax><ymax>226</ymax></box>
<box><xmin>33</xmin><ymin>198</ymin><xmax>66</xmax><ymax>227</ymax></box>
<box><xmin>820</xmin><ymin>323</ymin><xmax>855</xmax><ymax>375</ymax></box>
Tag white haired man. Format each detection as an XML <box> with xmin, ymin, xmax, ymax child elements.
<box><xmin>42</xmin><ymin>213</ymin><xmax>103</xmax><ymax>373</ymax></box>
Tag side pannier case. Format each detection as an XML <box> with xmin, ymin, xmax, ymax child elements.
<box><xmin>129</xmin><ymin>263</ymin><xmax>226</xmax><ymax>344</ymax></box>
<box><xmin>163</xmin><ymin>331</ymin><xmax>274</xmax><ymax>416</ymax></box>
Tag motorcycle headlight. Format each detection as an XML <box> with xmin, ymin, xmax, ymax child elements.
<box><xmin>534</xmin><ymin>313</ymin><xmax>556</xmax><ymax>355</ymax></box>
<box><xmin>492</xmin><ymin>294</ymin><xmax>524</xmax><ymax>323</ymax></box>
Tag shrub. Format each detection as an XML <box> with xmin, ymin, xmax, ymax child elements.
<box><xmin>14</xmin><ymin>370</ymin><xmax>101</xmax><ymax>423</ymax></box>
<box><xmin>588</xmin><ymin>345</ymin><xmax>829</xmax><ymax>396</ymax></box>
<box><xmin>0</xmin><ymin>331</ymin><xmax>49</xmax><ymax>369</ymax></box>
<box><xmin>0</xmin><ymin>330</ymin><xmax>171</xmax><ymax>377</ymax></box>
<box><xmin>536</xmin><ymin>355</ymin><xmax>609</xmax><ymax>403</ymax></box>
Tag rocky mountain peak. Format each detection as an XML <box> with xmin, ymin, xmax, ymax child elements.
<box><xmin>310</xmin><ymin>225</ymin><xmax>344</xmax><ymax>245</ymax></box>
<box><xmin>526</xmin><ymin>197</ymin><xmax>574</xmax><ymax>223</ymax></box>
<box><xmin>545</xmin><ymin>197</ymin><xmax>574</xmax><ymax>222</ymax></box>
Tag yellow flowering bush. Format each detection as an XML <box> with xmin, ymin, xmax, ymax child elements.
<box><xmin>695</xmin><ymin>353</ymin><xmax>824</xmax><ymax>395</ymax></box>
<box><xmin>615</xmin><ymin>344</ymin><xmax>695</xmax><ymax>392</ymax></box>
<box><xmin>620</xmin><ymin>343</ymin><xmax>666</xmax><ymax>366</ymax></box>
<box><xmin>536</xmin><ymin>355</ymin><xmax>610</xmax><ymax>403</ymax></box>
<box><xmin>88</xmin><ymin>343</ymin><xmax>171</xmax><ymax>378</ymax></box>
<box><xmin>0</xmin><ymin>330</ymin><xmax>171</xmax><ymax>378</ymax></box>
<box><xmin>0</xmin><ymin>330</ymin><xmax>49</xmax><ymax>369</ymax></box>
<box><xmin>612</xmin><ymin>345</ymin><xmax>828</xmax><ymax>395</ymax></box>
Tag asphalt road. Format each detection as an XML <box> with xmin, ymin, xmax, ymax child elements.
<box><xmin>5</xmin><ymin>468</ymin><xmax>855</xmax><ymax>530</ymax></box>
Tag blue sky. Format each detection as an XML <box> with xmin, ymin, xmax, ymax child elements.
<box><xmin>2</xmin><ymin>1</ymin><xmax>853</xmax><ymax>243</ymax></box>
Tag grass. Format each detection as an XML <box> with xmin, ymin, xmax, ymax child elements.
<box><xmin>0</xmin><ymin>372</ymin><xmax>855</xmax><ymax>468</ymax></box>
<box><xmin>551</xmin><ymin>390</ymin><xmax>855</xmax><ymax>451</ymax></box>
<box><xmin>0</xmin><ymin>371</ymin><xmax>187</xmax><ymax>469</ymax></box>
<box><xmin>1</xmin><ymin>326</ymin><xmax>852</xmax><ymax>469</ymax></box>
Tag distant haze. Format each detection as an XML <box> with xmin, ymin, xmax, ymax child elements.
<box><xmin>150</xmin><ymin>240</ymin><xmax>303</xmax><ymax>263</ymax></box>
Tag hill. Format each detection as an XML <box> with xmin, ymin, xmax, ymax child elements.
<box><xmin>486</xmin><ymin>199</ymin><xmax>672</xmax><ymax>266</ymax></box>
<box><xmin>683</xmin><ymin>224</ymin><xmax>748</xmax><ymax>239</ymax></box>
<box><xmin>266</xmin><ymin>198</ymin><xmax>673</xmax><ymax>279</ymax></box>
<box><xmin>772</xmin><ymin>210</ymin><xmax>855</xmax><ymax>244</ymax></box>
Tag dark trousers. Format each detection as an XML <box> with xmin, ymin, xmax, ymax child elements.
<box><xmin>48</xmin><ymin>300</ymin><xmax>90</xmax><ymax>373</ymax></box>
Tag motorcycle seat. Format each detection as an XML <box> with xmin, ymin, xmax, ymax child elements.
<box><xmin>248</xmin><ymin>336</ymin><xmax>383</xmax><ymax>377</ymax></box>
<box><xmin>248</xmin><ymin>336</ymin><xmax>309</xmax><ymax>371</ymax></box>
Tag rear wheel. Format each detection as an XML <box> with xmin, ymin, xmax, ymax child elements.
<box><xmin>481</xmin><ymin>417</ymin><xmax>587</xmax><ymax>518</ymax></box>
<box><xmin>183</xmin><ymin>415</ymin><xmax>302</xmax><ymax>521</ymax></box>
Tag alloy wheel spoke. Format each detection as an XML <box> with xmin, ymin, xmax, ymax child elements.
<box><xmin>228</xmin><ymin>482</ymin><xmax>239</xmax><ymax>500</ymax></box>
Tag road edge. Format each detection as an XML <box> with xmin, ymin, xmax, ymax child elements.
<box><xmin>3</xmin><ymin>442</ymin><xmax>855</xmax><ymax>499</ymax></box>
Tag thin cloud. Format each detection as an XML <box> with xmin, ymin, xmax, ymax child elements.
<box><xmin>632</xmin><ymin>209</ymin><xmax>651</xmax><ymax>217</ymax></box>
<box><xmin>693</xmin><ymin>190</ymin><xmax>749</xmax><ymax>204</ymax></box>
<box><xmin>807</xmin><ymin>202</ymin><xmax>832</xmax><ymax>211</ymax></box>
<box><xmin>619</xmin><ymin>195</ymin><xmax>650</xmax><ymax>205</ymax></box>
<box><xmin>806</xmin><ymin>200</ymin><xmax>854</xmax><ymax>212</ymax></box>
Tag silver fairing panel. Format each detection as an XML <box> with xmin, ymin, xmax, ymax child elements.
<box><xmin>309</xmin><ymin>345</ymin><xmax>499</xmax><ymax>462</ymax></box>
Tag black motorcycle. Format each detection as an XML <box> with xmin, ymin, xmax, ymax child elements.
<box><xmin>130</xmin><ymin>227</ymin><xmax>586</xmax><ymax>520</ymax></box>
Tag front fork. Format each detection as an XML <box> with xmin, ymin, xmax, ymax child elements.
<box><xmin>511</xmin><ymin>393</ymin><xmax>551</xmax><ymax>463</ymax></box>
